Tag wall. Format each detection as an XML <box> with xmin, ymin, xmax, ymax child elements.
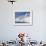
<box><xmin>0</xmin><ymin>0</ymin><xmax>46</xmax><ymax>42</ymax></box>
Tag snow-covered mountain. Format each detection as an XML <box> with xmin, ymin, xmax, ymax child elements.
<box><xmin>15</xmin><ymin>13</ymin><xmax>30</xmax><ymax>23</ymax></box>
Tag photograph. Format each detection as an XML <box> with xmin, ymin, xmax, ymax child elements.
<box><xmin>0</xmin><ymin>0</ymin><xmax>46</xmax><ymax>46</ymax></box>
<box><xmin>15</xmin><ymin>11</ymin><xmax>32</xmax><ymax>26</ymax></box>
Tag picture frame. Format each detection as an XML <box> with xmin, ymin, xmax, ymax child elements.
<box><xmin>15</xmin><ymin>10</ymin><xmax>33</xmax><ymax>26</ymax></box>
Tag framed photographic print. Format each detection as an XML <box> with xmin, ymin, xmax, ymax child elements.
<box><xmin>15</xmin><ymin>10</ymin><xmax>33</xmax><ymax>26</ymax></box>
